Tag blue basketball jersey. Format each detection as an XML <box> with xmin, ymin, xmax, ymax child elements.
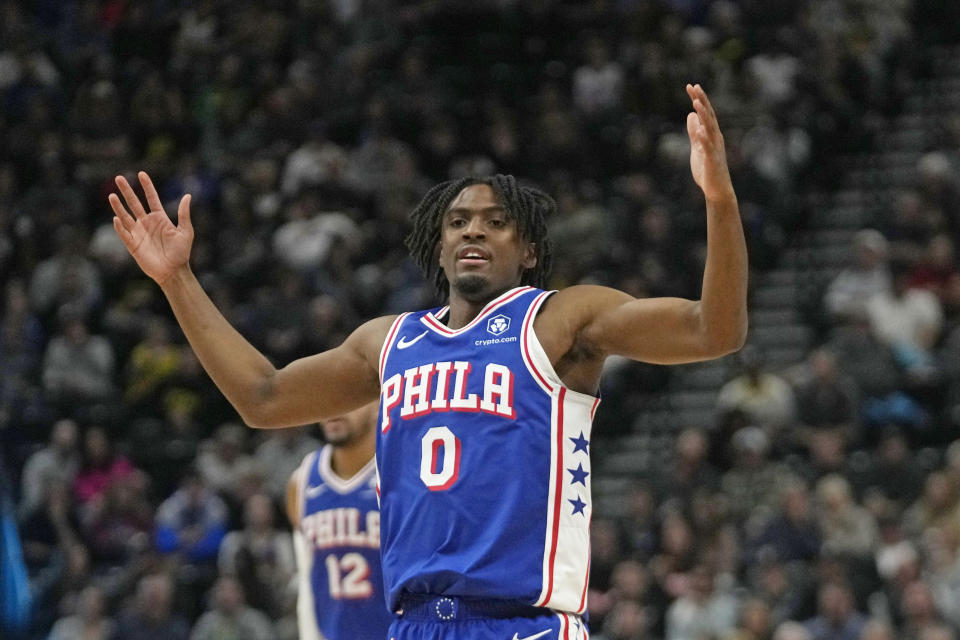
<box><xmin>376</xmin><ymin>286</ymin><xmax>599</xmax><ymax>615</ymax></box>
<box><xmin>294</xmin><ymin>445</ymin><xmax>393</xmax><ymax>640</ymax></box>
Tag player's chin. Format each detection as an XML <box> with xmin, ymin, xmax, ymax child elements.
<box><xmin>452</xmin><ymin>274</ymin><xmax>491</xmax><ymax>299</ymax></box>
<box><xmin>323</xmin><ymin>431</ymin><xmax>350</xmax><ymax>445</ymax></box>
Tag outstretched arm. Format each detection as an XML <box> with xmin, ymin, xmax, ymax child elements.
<box><xmin>109</xmin><ymin>172</ymin><xmax>387</xmax><ymax>428</ymax></box>
<box><xmin>547</xmin><ymin>84</ymin><xmax>747</xmax><ymax>369</ymax></box>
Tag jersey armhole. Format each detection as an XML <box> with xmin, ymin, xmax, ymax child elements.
<box><xmin>294</xmin><ymin>451</ymin><xmax>316</xmax><ymax>527</ymax></box>
<box><xmin>378</xmin><ymin>312</ymin><xmax>410</xmax><ymax>382</ymax></box>
<box><xmin>521</xmin><ymin>290</ymin><xmax>601</xmax><ymax>406</ymax></box>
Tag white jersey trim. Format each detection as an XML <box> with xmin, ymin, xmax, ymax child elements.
<box><xmin>520</xmin><ymin>290</ymin><xmax>599</xmax><ymax>405</ymax></box>
<box><xmin>294</xmin><ymin>529</ymin><xmax>324</xmax><ymax>640</ymax></box>
<box><xmin>420</xmin><ymin>286</ymin><xmax>535</xmax><ymax>337</ymax></box>
<box><xmin>521</xmin><ymin>291</ymin><xmax>596</xmax><ymax>613</ymax></box>
<box><xmin>295</xmin><ymin>451</ymin><xmax>316</xmax><ymax>525</ymax></box>
<box><xmin>316</xmin><ymin>445</ymin><xmax>377</xmax><ymax>495</ymax></box>
<box><xmin>379</xmin><ymin>313</ymin><xmax>410</xmax><ymax>382</ymax></box>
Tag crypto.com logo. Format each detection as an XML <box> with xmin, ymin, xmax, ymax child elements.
<box><xmin>487</xmin><ymin>314</ymin><xmax>510</xmax><ymax>336</ymax></box>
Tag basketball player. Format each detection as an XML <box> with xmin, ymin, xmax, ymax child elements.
<box><xmin>109</xmin><ymin>84</ymin><xmax>746</xmax><ymax>639</ymax></box>
<box><xmin>287</xmin><ymin>402</ymin><xmax>391</xmax><ymax>640</ymax></box>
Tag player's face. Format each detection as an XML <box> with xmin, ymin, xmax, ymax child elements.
<box><xmin>321</xmin><ymin>403</ymin><xmax>376</xmax><ymax>446</ymax></box>
<box><xmin>438</xmin><ymin>184</ymin><xmax>536</xmax><ymax>302</ymax></box>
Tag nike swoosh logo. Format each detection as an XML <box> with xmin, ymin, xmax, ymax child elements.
<box><xmin>305</xmin><ymin>484</ymin><xmax>327</xmax><ymax>498</ymax></box>
<box><xmin>397</xmin><ymin>331</ymin><xmax>428</xmax><ymax>349</ymax></box>
<box><xmin>512</xmin><ymin>630</ymin><xmax>552</xmax><ymax>640</ymax></box>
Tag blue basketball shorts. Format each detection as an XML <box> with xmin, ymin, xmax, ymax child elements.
<box><xmin>386</xmin><ymin>596</ymin><xmax>588</xmax><ymax>640</ymax></box>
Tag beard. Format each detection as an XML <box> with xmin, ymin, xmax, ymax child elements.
<box><xmin>451</xmin><ymin>274</ymin><xmax>490</xmax><ymax>300</ymax></box>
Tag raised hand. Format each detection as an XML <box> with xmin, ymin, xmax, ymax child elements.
<box><xmin>109</xmin><ymin>171</ymin><xmax>194</xmax><ymax>285</ymax></box>
<box><xmin>685</xmin><ymin>84</ymin><xmax>735</xmax><ymax>203</ymax></box>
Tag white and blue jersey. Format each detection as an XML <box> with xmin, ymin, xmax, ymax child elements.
<box><xmin>376</xmin><ymin>286</ymin><xmax>599</xmax><ymax>624</ymax></box>
<box><xmin>293</xmin><ymin>445</ymin><xmax>393</xmax><ymax>640</ymax></box>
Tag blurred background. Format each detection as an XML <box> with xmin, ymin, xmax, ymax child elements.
<box><xmin>4</xmin><ymin>0</ymin><xmax>960</xmax><ymax>639</ymax></box>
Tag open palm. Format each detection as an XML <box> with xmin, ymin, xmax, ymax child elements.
<box><xmin>109</xmin><ymin>172</ymin><xmax>194</xmax><ymax>285</ymax></box>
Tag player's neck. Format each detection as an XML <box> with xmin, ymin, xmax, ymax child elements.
<box><xmin>330</xmin><ymin>430</ymin><xmax>375</xmax><ymax>480</ymax></box>
<box><xmin>445</xmin><ymin>299</ymin><xmax>489</xmax><ymax>329</ymax></box>
<box><xmin>445</xmin><ymin>283</ymin><xmax>519</xmax><ymax>329</ymax></box>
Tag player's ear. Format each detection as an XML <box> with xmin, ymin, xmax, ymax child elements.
<box><xmin>522</xmin><ymin>243</ymin><xmax>537</xmax><ymax>270</ymax></box>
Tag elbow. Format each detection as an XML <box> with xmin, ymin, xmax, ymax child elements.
<box><xmin>703</xmin><ymin>319</ymin><xmax>748</xmax><ymax>358</ymax></box>
<box><xmin>237</xmin><ymin>401</ymin><xmax>288</xmax><ymax>430</ymax></box>
<box><xmin>235</xmin><ymin>374</ymin><xmax>283</xmax><ymax>429</ymax></box>
<box><xmin>238</xmin><ymin>408</ymin><xmax>272</xmax><ymax>430</ymax></box>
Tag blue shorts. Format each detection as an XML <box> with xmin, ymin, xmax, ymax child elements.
<box><xmin>387</xmin><ymin>596</ymin><xmax>588</xmax><ymax>640</ymax></box>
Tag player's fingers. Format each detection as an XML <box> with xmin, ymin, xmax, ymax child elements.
<box><xmin>691</xmin><ymin>100</ymin><xmax>720</xmax><ymax>148</ymax></box>
<box><xmin>113</xmin><ymin>217</ymin><xmax>135</xmax><ymax>248</ymax></box>
<box><xmin>108</xmin><ymin>193</ymin><xmax>137</xmax><ymax>230</ymax></box>
<box><xmin>115</xmin><ymin>175</ymin><xmax>148</xmax><ymax>219</ymax></box>
<box><xmin>686</xmin><ymin>111</ymin><xmax>700</xmax><ymax>141</ymax></box>
<box><xmin>138</xmin><ymin>171</ymin><xmax>164</xmax><ymax>213</ymax></box>
<box><xmin>694</xmin><ymin>84</ymin><xmax>720</xmax><ymax>130</ymax></box>
<box><xmin>177</xmin><ymin>194</ymin><xmax>193</xmax><ymax>234</ymax></box>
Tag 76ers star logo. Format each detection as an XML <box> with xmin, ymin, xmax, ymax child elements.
<box><xmin>487</xmin><ymin>314</ymin><xmax>510</xmax><ymax>336</ymax></box>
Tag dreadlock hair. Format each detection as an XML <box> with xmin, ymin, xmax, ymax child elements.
<box><xmin>405</xmin><ymin>174</ymin><xmax>555</xmax><ymax>299</ymax></box>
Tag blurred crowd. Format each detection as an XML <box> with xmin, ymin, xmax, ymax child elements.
<box><xmin>3</xmin><ymin>0</ymin><xmax>960</xmax><ymax>639</ymax></box>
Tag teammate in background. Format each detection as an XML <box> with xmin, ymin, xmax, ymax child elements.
<box><xmin>109</xmin><ymin>84</ymin><xmax>747</xmax><ymax>639</ymax></box>
<box><xmin>286</xmin><ymin>402</ymin><xmax>390</xmax><ymax>640</ymax></box>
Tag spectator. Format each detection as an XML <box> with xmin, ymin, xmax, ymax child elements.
<box><xmin>903</xmin><ymin>472</ymin><xmax>960</xmax><ymax>543</ymax></box>
<box><xmin>49</xmin><ymin>584</ymin><xmax>116</xmax><ymax>640</ymax></box>
<box><xmin>124</xmin><ymin>317</ymin><xmax>184</xmax><ymax>412</ymax></box>
<box><xmin>18</xmin><ymin>417</ymin><xmax>80</xmax><ymax>517</ymax></box>
<box><xmin>252</xmin><ymin>426</ymin><xmax>320</xmax><ymax>501</ymax></box>
<box><xmin>909</xmin><ymin>234</ymin><xmax>958</xmax><ymax>298</ymax></box>
<box><xmin>665</xmin><ymin>564</ymin><xmax>740</xmax><ymax>640</ymax></box>
<box><xmin>196</xmin><ymin>422</ymin><xmax>256</xmax><ymax>500</ymax></box>
<box><xmin>717</xmin><ymin>347</ymin><xmax>797</xmax><ymax>439</ymax></box>
<box><xmin>155</xmin><ymin>469</ymin><xmax>228</xmax><ymax>565</ymax></box>
<box><xmin>111</xmin><ymin>573</ymin><xmax>191</xmax><ymax>640</ymax></box>
<box><xmin>824</xmin><ymin>230</ymin><xmax>892</xmax><ymax>321</ymax></box>
<box><xmin>29</xmin><ymin>227</ymin><xmax>103</xmax><ymax>317</ymax></box>
<box><xmin>859</xmin><ymin>620</ymin><xmax>896</xmax><ymax>640</ymax></box>
<box><xmin>73</xmin><ymin>425</ymin><xmax>137</xmax><ymax>508</ymax></box>
<box><xmin>857</xmin><ymin>427</ymin><xmax>925</xmax><ymax>508</ymax></box>
<box><xmin>804</xmin><ymin>582</ymin><xmax>868</xmax><ymax>640</ymax></box>
<box><xmin>721</xmin><ymin>427</ymin><xmax>792</xmax><ymax>525</ymax></box>
<box><xmin>80</xmin><ymin>473</ymin><xmax>153</xmax><ymax>567</ymax></box>
<box><xmin>190</xmin><ymin>575</ymin><xmax>274</xmax><ymax>640</ymax></box>
<box><xmin>866</xmin><ymin>262</ymin><xmax>943</xmax><ymax>373</ymax></box>
<box><xmin>595</xmin><ymin>599</ymin><xmax>652</xmax><ymax>640</ymax></box>
<box><xmin>827</xmin><ymin>312</ymin><xmax>902</xmax><ymax>401</ymax></box>
<box><xmin>0</xmin><ymin>277</ymin><xmax>44</xmax><ymax>389</ymax></box>
<box><xmin>725</xmin><ymin>598</ymin><xmax>774</xmax><ymax>640</ymax></box>
<box><xmin>749</xmin><ymin>554</ymin><xmax>812</xmax><ymax>626</ymax></box>
<box><xmin>655</xmin><ymin>427</ymin><xmax>720</xmax><ymax>505</ymax></box>
<box><xmin>774</xmin><ymin>621</ymin><xmax>813</xmax><ymax>640</ymax></box>
<box><xmin>749</xmin><ymin>480</ymin><xmax>821</xmax><ymax>565</ymax></box>
<box><xmin>897</xmin><ymin>581</ymin><xmax>946</xmax><ymax>640</ymax></box>
<box><xmin>816</xmin><ymin>475</ymin><xmax>879</xmax><ymax>559</ymax></box>
<box><xmin>572</xmin><ymin>36</ymin><xmax>624</xmax><ymax>116</ymax></box>
<box><xmin>280</xmin><ymin>121</ymin><xmax>348</xmax><ymax>197</ymax></box>
<box><xmin>19</xmin><ymin>478</ymin><xmax>80</xmax><ymax>576</ymax></box>
<box><xmin>794</xmin><ymin>348</ymin><xmax>859</xmax><ymax>433</ymax></box>
<box><xmin>217</xmin><ymin>493</ymin><xmax>294</xmax><ymax>618</ymax></box>
<box><xmin>42</xmin><ymin>305</ymin><xmax>116</xmax><ymax>409</ymax></box>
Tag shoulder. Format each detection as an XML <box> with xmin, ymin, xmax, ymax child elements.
<box><xmin>536</xmin><ymin>284</ymin><xmax>634</xmax><ymax>345</ymax></box>
<box><xmin>543</xmin><ymin>285</ymin><xmax>633</xmax><ymax>316</ymax></box>
<box><xmin>343</xmin><ymin>314</ymin><xmax>400</xmax><ymax>359</ymax></box>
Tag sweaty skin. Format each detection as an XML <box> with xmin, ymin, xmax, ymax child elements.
<box><xmin>108</xmin><ymin>84</ymin><xmax>746</xmax><ymax>428</ymax></box>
